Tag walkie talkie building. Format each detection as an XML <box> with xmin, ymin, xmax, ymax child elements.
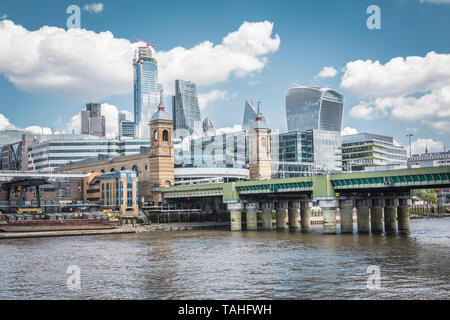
<box><xmin>285</xmin><ymin>86</ymin><xmax>344</xmax><ymax>133</ymax></box>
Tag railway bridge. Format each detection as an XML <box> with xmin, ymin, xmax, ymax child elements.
<box><xmin>161</xmin><ymin>166</ymin><xmax>450</xmax><ymax>234</ymax></box>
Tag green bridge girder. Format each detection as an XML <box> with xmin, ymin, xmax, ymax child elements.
<box><xmin>161</xmin><ymin>166</ymin><xmax>450</xmax><ymax>202</ymax></box>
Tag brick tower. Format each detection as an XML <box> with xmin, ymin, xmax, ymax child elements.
<box><xmin>248</xmin><ymin>103</ymin><xmax>272</xmax><ymax>180</ymax></box>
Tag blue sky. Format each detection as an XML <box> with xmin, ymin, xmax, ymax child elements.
<box><xmin>0</xmin><ymin>0</ymin><xmax>449</xmax><ymax>153</ymax></box>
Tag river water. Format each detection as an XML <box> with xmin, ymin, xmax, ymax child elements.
<box><xmin>0</xmin><ymin>217</ymin><xmax>449</xmax><ymax>300</ymax></box>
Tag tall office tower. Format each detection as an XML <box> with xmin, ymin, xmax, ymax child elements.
<box><xmin>118</xmin><ymin>112</ymin><xmax>136</xmax><ymax>138</ymax></box>
<box><xmin>172</xmin><ymin>80</ymin><xmax>201</xmax><ymax>138</ymax></box>
<box><xmin>81</xmin><ymin>103</ymin><xmax>106</xmax><ymax>137</ymax></box>
<box><xmin>242</xmin><ymin>100</ymin><xmax>266</xmax><ymax>130</ymax></box>
<box><xmin>285</xmin><ymin>86</ymin><xmax>344</xmax><ymax>133</ymax></box>
<box><xmin>134</xmin><ymin>45</ymin><xmax>163</xmax><ymax>139</ymax></box>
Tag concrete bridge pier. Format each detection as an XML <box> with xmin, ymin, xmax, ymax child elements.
<box><xmin>371</xmin><ymin>198</ymin><xmax>385</xmax><ymax>233</ymax></box>
<box><xmin>384</xmin><ymin>198</ymin><xmax>398</xmax><ymax>233</ymax></box>
<box><xmin>288</xmin><ymin>200</ymin><xmax>300</xmax><ymax>230</ymax></box>
<box><xmin>228</xmin><ymin>203</ymin><xmax>243</xmax><ymax>231</ymax></box>
<box><xmin>398</xmin><ymin>198</ymin><xmax>411</xmax><ymax>232</ymax></box>
<box><xmin>301</xmin><ymin>201</ymin><xmax>312</xmax><ymax>232</ymax></box>
<box><xmin>276</xmin><ymin>200</ymin><xmax>288</xmax><ymax>230</ymax></box>
<box><xmin>356</xmin><ymin>199</ymin><xmax>371</xmax><ymax>233</ymax></box>
<box><xmin>320</xmin><ymin>199</ymin><xmax>339</xmax><ymax>234</ymax></box>
<box><xmin>261</xmin><ymin>202</ymin><xmax>274</xmax><ymax>230</ymax></box>
<box><xmin>340</xmin><ymin>199</ymin><xmax>354</xmax><ymax>234</ymax></box>
<box><xmin>245</xmin><ymin>202</ymin><xmax>258</xmax><ymax>231</ymax></box>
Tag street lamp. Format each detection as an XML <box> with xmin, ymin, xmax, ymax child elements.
<box><xmin>406</xmin><ymin>133</ymin><xmax>414</xmax><ymax>168</ymax></box>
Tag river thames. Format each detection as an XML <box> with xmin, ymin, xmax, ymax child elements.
<box><xmin>0</xmin><ymin>217</ymin><xmax>449</xmax><ymax>300</ymax></box>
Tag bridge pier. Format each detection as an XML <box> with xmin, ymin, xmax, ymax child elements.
<box><xmin>398</xmin><ymin>198</ymin><xmax>411</xmax><ymax>232</ymax></box>
<box><xmin>301</xmin><ymin>201</ymin><xmax>312</xmax><ymax>232</ymax></box>
<box><xmin>288</xmin><ymin>200</ymin><xmax>300</xmax><ymax>230</ymax></box>
<box><xmin>276</xmin><ymin>200</ymin><xmax>288</xmax><ymax>230</ymax></box>
<box><xmin>340</xmin><ymin>199</ymin><xmax>354</xmax><ymax>234</ymax></box>
<box><xmin>245</xmin><ymin>202</ymin><xmax>258</xmax><ymax>231</ymax></box>
<box><xmin>371</xmin><ymin>198</ymin><xmax>385</xmax><ymax>233</ymax></box>
<box><xmin>320</xmin><ymin>199</ymin><xmax>339</xmax><ymax>234</ymax></box>
<box><xmin>356</xmin><ymin>199</ymin><xmax>371</xmax><ymax>233</ymax></box>
<box><xmin>384</xmin><ymin>198</ymin><xmax>398</xmax><ymax>233</ymax></box>
<box><xmin>261</xmin><ymin>202</ymin><xmax>274</xmax><ymax>230</ymax></box>
<box><xmin>228</xmin><ymin>203</ymin><xmax>243</xmax><ymax>231</ymax></box>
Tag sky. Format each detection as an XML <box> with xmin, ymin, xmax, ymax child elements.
<box><xmin>0</xmin><ymin>0</ymin><xmax>449</xmax><ymax>154</ymax></box>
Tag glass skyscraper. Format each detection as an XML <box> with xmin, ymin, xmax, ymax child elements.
<box><xmin>242</xmin><ymin>100</ymin><xmax>266</xmax><ymax>130</ymax></box>
<box><xmin>172</xmin><ymin>80</ymin><xmax>201</xmax><ymax>138</ymax></box>
<box><xmin>134</xmin><ymin>46</ymin><xmax>162</xmax><ymax>139</ymax></box>
<box><xmin>285</xmin><ymin>86</ymin><xmax>344</xmax><ymax>133</ymax></box>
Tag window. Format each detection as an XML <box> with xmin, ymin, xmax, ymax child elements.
<box><xmin>163</xmin><ymin>130</ymin><xmax>169</xmax><ymax>141</ymax></box>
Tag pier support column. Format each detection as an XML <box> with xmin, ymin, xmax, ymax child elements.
<box><xmin>288</xmin><ymin>200</ymin><xmax>300</xmax><ymax>230</ymax></box>
<box><xmin>384</xmin><ymin>198</ymin><xmax>398</xmax><ymax>233</ymax></box>
<box><xmin>356</xmin><ymin>199</ymin><xmax>371</xmax><ymax>233</ymax></box>
<box><xmin>340</xmin><ymin>199</ymin><xmax>354</xmax><ymax>234</ymax></box>
<box><xmin>319</xmin><ymin>199</ymin><xmax>339</xmax><ymax>234</ymax></box>
<box><xmin>245</xmin><ymin>202</ymin><xmax>258</xmax><ymax>231</ymax></box>
<box><xmin>228</xmin><ymin>203</ymin><xmax>243</xmax><ymax>231</ymax></box>
<box><xmin>301</xmin><ymin>201</ymin><xmax>312</xmax><ymax>232</ymax></box>
<box><xmin>398</xmin><ymin>198</ymin><xmax>411</xmax><ymax>232</ymax></box>
<box><xmin>371</xmin><ymin>198</ymin><xmax>385</xmax><ymax>233</ymax></box>
<box><xmin>276</xmin><ymin>200</ymin><xmax>288</xmax><ymax>230</ymax></box>
<box><xmin>261</xmin><ymin>202</ymin><xmax>274</xmax><ymax>230</ymax></box>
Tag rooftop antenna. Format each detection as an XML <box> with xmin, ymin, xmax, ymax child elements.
<box><xmin>256</xmin><ymin>101</ymin><xmax>262</xmax><ymax>120</ymax></box>
<box><xmin>158</xmin><ymin>88</ymin><xmax>165</xmax><ymax>111</ymax></box>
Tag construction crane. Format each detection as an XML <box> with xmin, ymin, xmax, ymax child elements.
<box><xmin>135</xmin><ymin>38</ymin><xmax>156</xmax><ymax>48</ymax></box>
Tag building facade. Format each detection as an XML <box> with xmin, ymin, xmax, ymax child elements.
<box><xmin>341</xmin><ymin>133</ymin><xmax>407</xmax><ymax>172</ymax></box>
<box><xmin>81</xmin><ymin>103</ymin><xmax>106</xmax><ymax>137</ymax></box>
<box><xmin>100</xmin><ymin>170</ymin><xmax>139</xmax><ymax>216</ymax></box>
<box><xmin>27</xmin><ymin>137</ymin><xmax>150</xmax><ymax>172</ymax></box>
<box><xmin>409</xmin><ymin>150</ymin><xmax>450</xmax><ymax>168</ymax></box>
<box><xmin>134</xmin><ymin>45</ymin><xmax>162</xmax><ymax>139</ymax></box>
<box><xmin>285</xmin><ymin>86</ymin><xmax>344</xmax><ymax>133</ymax></box>
<box><xmin>172</xmin><ymin>80</ymin><xmax>201</xmax><ymax>138</ymax></box>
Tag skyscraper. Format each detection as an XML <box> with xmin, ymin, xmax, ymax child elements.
<box><xmin>172</xmin><ymin>80</ymin><xmax>201</xmax><ymax>138</ymax></box>
<box><xmin>134</xmin><ymin>45</ymin><xmax>162</xmax><ymax>139</ymax></box>
<box><xmin>285</xmin><ymin>86</ymin><xmax>344</xmax><ymax>133</ymax></box>
<box><xmin>81</xmin><ymin>103</ymin><xmax>105</xmax><ymax>137</ymax></box>
<box><xmin>242</xmin><ymin>100</ymin><xmax>266</xmax><ymax>130</ymax></box>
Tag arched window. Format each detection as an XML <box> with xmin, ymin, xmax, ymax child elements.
<box><xmin>100</xmin><ymin>169</ymin><xmax>105</xmax><ymax>173</ymax></box>
<box><xmin>153</xmin><ymin>130</ymin><xmax>158</xmax><ymax>141</ymax></box>
<box><xmin>132</xmin><ymin>165</ymin><xmax>138</xmax><ymax>176</ymax></box>
<box><xmin>121</xmin><ymin>167</ymin><xmax>126</xmax><ymax>171</ymax></box>
<box><xmin>110</xmin><ymin>168</ymin><xmax>115</xmax><ymax>172</ymax></box>
<box><xmin>162</xmin><ymin>130</ymin><xmax>169</xmax><ymax>142</ymax></box>
<box><xmin>261</xmin><ymin>137</ymin><xmax>266</xmax><ymax>148</ymax></box>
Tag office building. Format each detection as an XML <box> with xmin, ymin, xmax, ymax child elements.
<box><xmin>242</xmin><ymin>100</ymin><xmax>266</xmax><ymax>130</ymax></box>
<box><xmin>119</xmin><ymin>112</ymin><xmax>136</xmax><ymax>138</ymax></box>
<box><xmin>100</xmin><ymin>170</ymin><xmax>139</xmax><ymax>216</ymax></box>
<box><xmin>134</xmin><ymin>45</ymin><xmax>162</xmax><ymax>139</ymax></box>
<box><xmin>172</xmin><ymin>80</ymin><xmax>201</xmax><ymax>138</ymax></box>
<box><xmin>341</xmin><ymin>133</ymin><xmax>407</xmax><ymax>172</ymax></box>
<box><xmin>27</xmin><ymin>137</ymin><xmax>150</xmax><ymax>172</ymax></box>
<box><xmin>81</xmin><ymin>103</ymin><xmax>106</xmax><ymax>137</ymax></box>
<box><xmin>409</xmin><ymin>150</ymin><xmax>450</xmax><ymax>168</ymax></box>
<box><xmin>285</xmin><ymin>86</ymin><xmax>344</xmax><ymax>133</ymax></box>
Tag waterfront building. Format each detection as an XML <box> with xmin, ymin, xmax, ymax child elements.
<box><xmin>100</xmin><ymin>170</ymin><xmax>138</xmax><ymax>216</ymax></box>
<box><xmin>172</xmin><ymin>80</ymin><xmax>201</xmax><ymax>138</ymax></box>
<box><xmin>82</xmin><ymin>171</ymin><xmax>102</xmax><ymax>204</ymax></box>
<box><xmin>27</xmin><ymin>137</ymin><xmax>150</xmax><ymax>172</ymax></box>
<box><xmin>285</xmin><ymin>86</ymin><xmax>344</xmax><ymax>133</ymax></box>
<box><xmin>274</xmin><ymin>130</ymin><xmax>342</xmax><ymax>177</ymax></box>
<box><xmin>81</xmin><ymin>103</ymin><xmax>106</xmax><ymax>137</ymax></box>
<box><xmin>134</xmin><ymin>45</ymin><xmax>163</xmax><ymax>139</ymax></box>
<box><xmin>341</xmin><ymin>133</ymin><xmax>407</xmax><ymax>172</ymax></box>
<box><xmin>409</xmin><ymin>150</ymin><xmax>450</xmax><ymax>168</ymax></box>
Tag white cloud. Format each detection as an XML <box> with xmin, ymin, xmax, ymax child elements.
<box><xmin>0</xmin><ymin>113</ymin><xmax>16</xmax><ymax>130</ymax></box>
<box><xmin>198</xmin><ymin>90</ymin><xmax>228</xmax><ymax>110</ymax></box>
<box><xmin>156</xmin><ymin>20</ymin><xmax>280</xmax><ymax>94</ymax></box>
<box><xmin>342</xmin><ymin>51</ymin><xmax>450</xmax><ymax>134</ymax></box>
<box><xmin>341</xmin><ymin>127</ymin><xmax>359</xmax><ymax>135</ymax></box>
<box><xmin>420</xmin><ymin>0</ymin><xmax>450</xmax><ymax>4</ymax></box>
<box><xmin>119</xmin><ymin>110</ymin><xmax>133</xmax><ymax>121</ymax></box>
<box><xmin>215</xmin><ymin>124</ymin><xmax>243</xmax><ymax>135</ymax></box>
<box><xmin>316</xmin><ymin>66</ymin><xmax>338</xmax><ymax>79</ymax></box>
<box><xmin>83</xmin><ymin>3</ymin><xmax>104</xmax><ymax>13</ymax></box>
<box><xmin>0</xmin><ymin>20</ymin><xmax>279</xmax><ymax>101</ymax></box>
<box><xmin>24</xmin><ymin>126</ymin><xmax>53</xmax><ymax>135</ymax></box>
<box><xmin>341</xmin><ymin>51</ymin><xmax>450</xmax><ymax>99</ymax></box>
<box><xmin>0</xmin><ymin>20</ymin><xmax>133</xmax><ymax>101</ymax></box>
<box><xmin>411</xmin><ymin>138</ymin><xmax>444</xmax><ymax>155</ymax></box>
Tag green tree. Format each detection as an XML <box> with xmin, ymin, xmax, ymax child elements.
<box><xmin>412</xmin><ymin>189</ymin><xmax>438</xmax><ymax>204</ymax></box>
